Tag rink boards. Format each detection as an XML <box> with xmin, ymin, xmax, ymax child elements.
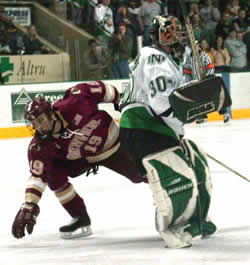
<box><xmin>0</xmin><ymin>72</ymin><xmax>249</xmax><ymax>139</ymax></box>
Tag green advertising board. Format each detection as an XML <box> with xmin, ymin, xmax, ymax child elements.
<box><xmin>11</xmin><ymin>88</ymin><xmax>65</xmax><ymax>123</ymax></box>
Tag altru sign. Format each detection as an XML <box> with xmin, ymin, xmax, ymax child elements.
<box><xmin>17</xmin><ymin>60</ymin><xmax>46</xmax><ymax>76</ymax></box>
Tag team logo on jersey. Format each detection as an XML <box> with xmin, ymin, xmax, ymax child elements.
<box><xmin>147</xmin><ymin>54</ymin><xmax>166</xmax><ymax>65</ymax></box>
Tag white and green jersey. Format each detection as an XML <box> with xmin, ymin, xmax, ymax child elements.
<box><xmin>94</xmin><ymin>3</ymin><xmax>114</xmax><ymax>37</ymax></box>
<box><xmin>120</xmin><ymin>45</ymin><xmax>186</xmax><ymax>139</ymax></box>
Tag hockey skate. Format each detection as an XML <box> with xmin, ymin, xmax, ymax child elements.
<box><xmin>224</xmin><ymin>113</ymin><xmax>231</xmax><ymax>125</ymax></box>
<box><xmin>161</xmin><ymin>219</ymin><xmax>216</xmax><ymax>248</ymax></box>
<box><xmin>59</xmin><ymin>215</ymin><xmax>92</xmax><ymax>239</ymax></box>
<box><xmin>195</xmin><ymin>118</ymin><xmax>207</xmax><ymax>124</ymax></box>
<box><xmin>155</xmin><ymin>208</ymin><xmax>192</xmax><ymax>248</ymax></box>
<box><xmin>202</xmin><ymin>220</ymin><xmax>217</xmax><ymax>237</ymax></box>
<box><xmin>184</xmin><ymin>219</ymin><xmax>217</xmax><ymax>238</ymax></box>
<box><xmin>160</xmin><ymin>226</ymin><xmax>192</xmax><ymax>248</ymax></box>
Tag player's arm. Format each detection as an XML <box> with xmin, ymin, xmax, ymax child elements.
<box><xmin>185</xmin><ymin>48</ymin><xmax>215</xmax><ymax>81</ymax></box>
<box><xmin>201</xmin><ymin>50</ymin><xmax>215</xmax><ymax>76</ymax></box>
<box><xmin>12</xmin><ymin>141</ymin><xmax>48</xmax><ymax>239</ymax></box>
<box><xmin>68</xmin><ymin>81</ymin><xmax>120</xmax><ymax>105</ymax></box>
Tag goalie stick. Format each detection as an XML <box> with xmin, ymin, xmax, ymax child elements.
<box><xmin>178</xmin><ymin>0</ymin><xmax>205</xmax><ymax>79</ymax></box>
<box><xmin>206</xmin><ymin>153</ymin><xmax>250</xmax><ymax>182</ymax></box>
<box><xmin>178</xmin><ymin>0</ymin><xmax>246</xmax><ymax>182</ymax></box>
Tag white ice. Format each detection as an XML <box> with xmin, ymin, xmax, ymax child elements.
<box><xmin>1</xmin><ymin>119</ymin><xmax>250</xmax><ymax>265</ymax></box>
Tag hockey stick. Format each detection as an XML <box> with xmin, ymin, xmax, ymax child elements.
<box><xmin>177</xmin><ymin>2</ymin><xmax>244</xmax><ymax>181</ymax></box>
<box><xmin>178</xmin><ymin>0</ymin><xmax>205</xmax><ymax>79</ymax></box>
<box><xmin>206</xmin><ymin>153</ymin><xmax>250</xmax><ymax>182</ymax></box>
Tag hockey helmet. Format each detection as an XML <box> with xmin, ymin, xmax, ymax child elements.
<box><xmin>24</xmin><ymin>96</ymin><xmax>54</xmax><ymax>138</ymax></box>
<box><xmin>150</xmin><ymin>15</ymin><xmax>184</xmax><ymax>47</ymax></box>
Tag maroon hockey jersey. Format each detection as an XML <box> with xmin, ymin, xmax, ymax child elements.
<box><xmin>26</xmin><ymin>81</ymin><xmax>120</xmax><ymax>203</ymax></box>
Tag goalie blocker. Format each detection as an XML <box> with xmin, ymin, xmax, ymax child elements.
<box><xmin>169</xmin><ymin>75</ymin><xmax>232</xmax><ymax>124</ymax></box>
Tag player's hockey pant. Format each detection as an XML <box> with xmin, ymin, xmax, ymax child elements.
<box><xmin>119</xmin><ymin>128</ymin><xmax>180</xmax><ymax>177</ymax></box>
<box><xmin>99</xmin><ymin>144</ymin><xmax>147</xmax><ymax>183</ymax></box>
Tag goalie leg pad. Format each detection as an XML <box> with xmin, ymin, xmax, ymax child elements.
<box><xmin>181</xmin><ymin>139</ymin><xmax>212</xmax><ymax>221</ymax></box>
<box><xmin>142</xmin><ymin>146</ymin><xmax>199</xmax><ymax>229</ymax></box>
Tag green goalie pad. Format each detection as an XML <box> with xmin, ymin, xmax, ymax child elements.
<box><xmin>169</xmin><ymin>75</ymin><xmax>232</xmax><ymax>123</ymax></box>
<box><xmin>142</xmin><ymin>146</ymin><xmax>199</xmax><ymax>227</ymax></box>
<box><xmin>181</xmin><ymin>139</ymin><xmax>212</xmax><ymax>224</ymax></box>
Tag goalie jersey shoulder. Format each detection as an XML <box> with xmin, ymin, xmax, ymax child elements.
<box><xmin>133</xmin><ymin>46</ymin><xmax>182</xmax><ymax>85</ymax></box>
<box><xmin>139</xmin><ymin>46</ymin><xmax>174</xmax><ymax>69</ymax></box>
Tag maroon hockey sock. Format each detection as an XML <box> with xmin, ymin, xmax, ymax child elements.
<box><xmin>62</xmin><ymin>193</ymin><xmax>88</xmax><ymax>218</ymax></box>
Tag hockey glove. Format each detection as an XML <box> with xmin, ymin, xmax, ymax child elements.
<box><xmin>12</xmin><ymin>202</ymin><xmax>40</xmax><ymax>239</ymax></box>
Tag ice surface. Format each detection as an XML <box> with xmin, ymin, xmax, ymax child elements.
<box><xmin>1</xmin><ymin>119</ymin><xmax>250</xmax><ymax>265</ymax></box>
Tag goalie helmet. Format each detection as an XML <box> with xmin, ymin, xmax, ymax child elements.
<box><xmin>150</xmin><ymin>15</ymin><xmax>184</xmax><ymax>47</ymax></box>
<box><xmin>24</xmin><ymin>96</ymin><xmax>54</xmax><ymax>138</ymax></box>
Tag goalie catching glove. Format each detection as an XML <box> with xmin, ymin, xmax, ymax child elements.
<box><xmin>12</xmin><ymin>202</ymin><xmax>40</xmax><ymax>239</ymax></box>
<box><xmin>169</xmin><ymin>75</ymin><xmax>232</xmax><ymax>123</ymax></box>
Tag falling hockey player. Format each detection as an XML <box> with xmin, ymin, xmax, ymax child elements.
<box><xmin>119</xmin><ymin>15</ymin><xmax>231</xmax><ymax>248</ymax></box>
<box><xmin>11</xmin><ymin>81</ymin><xmax>147</xmax><ymax>240</ymax></box>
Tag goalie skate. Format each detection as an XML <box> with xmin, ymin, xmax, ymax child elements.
<box><xmin>59</xmin><ymin>216</ymin><xmax>92</xmax><ymax>239</ymax></box>
<box><xmin>155</xmin><ymin>208</ymin><xmax>192</xmax><ymax>248</ymax></box>
<box><xmin>160</xmin><ymin>227</ymin><xmax>192</xmax><ymax>248</ymax></box>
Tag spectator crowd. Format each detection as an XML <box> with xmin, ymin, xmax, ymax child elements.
<box><xmin>63</xmin><ymin>0</ymin><xmax>249</xmax><ymax>80</ymax></box>
<box><xmin>1</xmin><ymin>0</ymin><xmax>249</xmax><ymax>80</ymax></box>
<box><xmin>0</xmin><ymin>6</ymin><xmax>50</xmax><ymax>56</ymax></box>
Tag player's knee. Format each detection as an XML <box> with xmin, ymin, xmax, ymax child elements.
<box><xmin>48</xmin><ymin>176</ymin><xmax>69</xmax><ymax>191</ymax></box>
<box><xmin>53</xmin><ymin>182</ymin><xmax>69</xmax><ymax>193</ymax></box>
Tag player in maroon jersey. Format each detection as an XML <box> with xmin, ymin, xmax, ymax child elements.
<box><xmin>12</xmin><ymin>81</ymin><xmax>146</xmax><ymax>239</ymax></box>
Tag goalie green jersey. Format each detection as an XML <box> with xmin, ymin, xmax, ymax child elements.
<box><xmin>120</xmin><ymin>45</ymin><xmax>186</xmax><ymax>139</ymax></box>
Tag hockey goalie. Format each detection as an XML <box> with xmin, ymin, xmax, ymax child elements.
<box><xmin>119</xmin><ymin>14</ymin><xmax>231</xmax><ymax>248</ymax></box>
